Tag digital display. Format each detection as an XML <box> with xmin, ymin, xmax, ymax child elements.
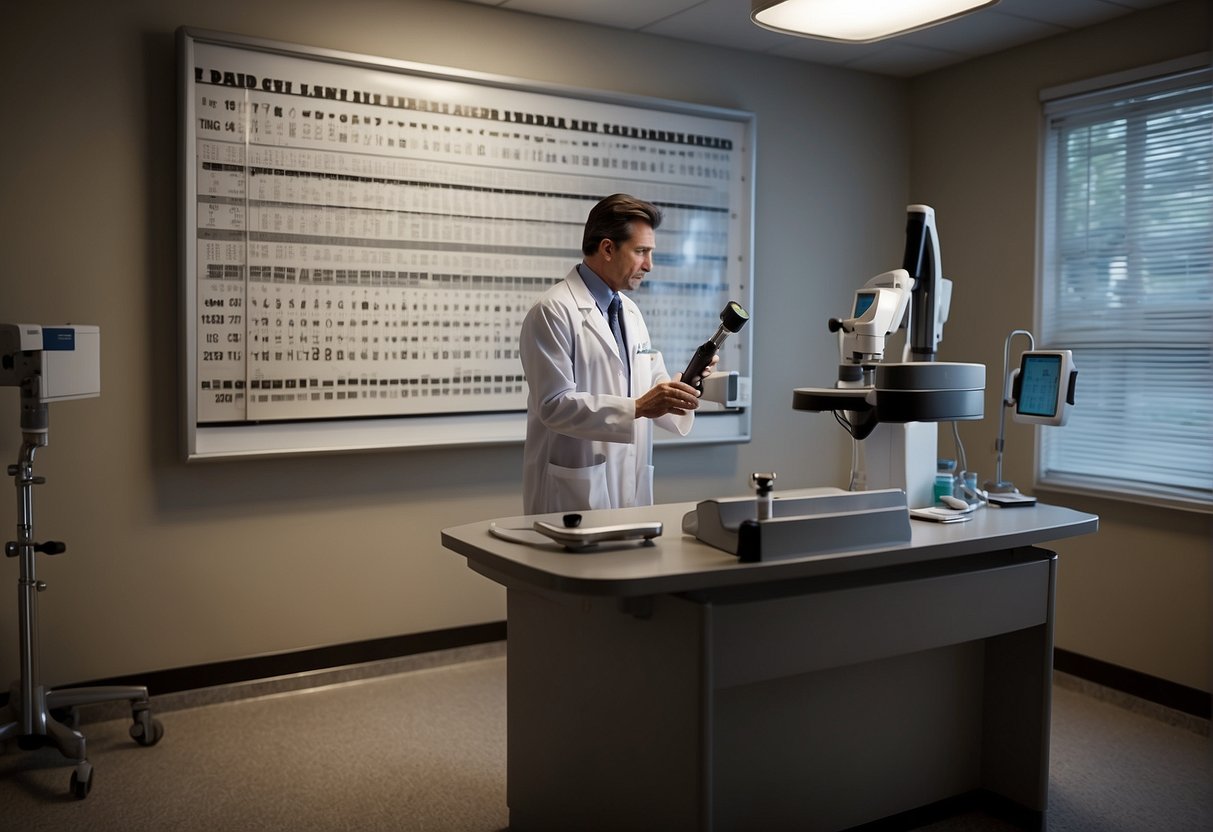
<box><xmin>854</xmin><ymin>291</ymin><xmax>877</xmax><ymax>318</ymax></box>
<box><xmin>1017</xmin><ymin>354</ymin><xmax>1062</xmax><ymax>417</ymax></box>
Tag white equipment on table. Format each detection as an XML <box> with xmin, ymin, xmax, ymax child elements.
<box><xmin>0</xmin><ymin>324</ymin><xmax>163</xmax><ymax>800</ymax></box>
<box><xmin>792</xmin><ymin>205</ymin><xmax>985</xmax><ymax>508</ymax></box>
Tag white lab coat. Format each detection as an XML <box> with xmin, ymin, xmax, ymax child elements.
<box><xmin>520</xmin><ymin>267</ymin><xmax>692</xmax><ymax>514</ymax></box>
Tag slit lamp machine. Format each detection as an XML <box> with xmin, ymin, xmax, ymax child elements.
<box><xmin>792</xmin><ymin>205</ymin><xmax>985</xmax><ymax>508</ymax></box>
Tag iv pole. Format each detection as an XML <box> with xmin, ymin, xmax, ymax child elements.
<box><xmin>0</xmin><ymin>332</ymin><xmax>163</xmax><ymax>799</ymax></box>
<box><xmin>985</xmin><ymin>329</ymin><xmax>1035</xmax><ymax>494</ymax></box>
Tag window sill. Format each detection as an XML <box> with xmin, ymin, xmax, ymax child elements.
<box><xmin>1036</xmin><ymin>476</ymin><xmax>1213</xmax><ymax>516</ymax></box>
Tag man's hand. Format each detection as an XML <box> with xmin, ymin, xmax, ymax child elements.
<box><xmin>635</xmin><ymin>377</ymin><xmax>702</xmax><ymax>419</ymax></box>
<box><xmin>685</xmin><ymin>352</ymin><xmax>720</xmax><ymax>388</ymax></box>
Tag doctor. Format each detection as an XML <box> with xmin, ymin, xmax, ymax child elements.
<box><xmin>520</xmin><ymin>194</ymin><xmax>712</xmax><ymax>514</ymax></box>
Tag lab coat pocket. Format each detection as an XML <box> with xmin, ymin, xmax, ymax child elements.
<box><xmin>546</xmin><ymin>456</ymin><xmax>610</xmax><ymax>511</ymax></box>
<box><xmin>632</xmin><ymin>349</ymin><xmax>658</xmax><ymax>393</ymax></box>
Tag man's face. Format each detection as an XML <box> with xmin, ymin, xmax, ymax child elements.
<box><xmin>599</xmin><ymin>223</ymin><xmax>655</xmax><ymax>293</ymax></box>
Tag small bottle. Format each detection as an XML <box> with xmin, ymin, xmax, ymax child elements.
<box><xmin>962</xmin><ymin>471</ymin><xmax>978</xmax><ymax>502</ymax></box>
<box><xmin>934</xmin><ymin>473</ymin><xmax>954</xmax><ymax>505</ymax></box>
<box><xmin>935</xmin><ymin>459</ymin><xmax>957</xmax><ymax>505</ymax></box>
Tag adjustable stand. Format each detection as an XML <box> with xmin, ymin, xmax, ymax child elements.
<box><xmin>0</xmin><ymin>392</ymin><xmax>162</xmax><ymax>799</ymax></box>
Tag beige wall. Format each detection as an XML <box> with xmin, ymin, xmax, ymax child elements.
<box><xmin>0</xmin><ymin>0</ymin><xmax>906</xmax><ymax>686</ymax></box>
<box><xmin>1</xmin><ymin>0</ymin><xmax>1207</xmax><ymax>697</ymax></box>
<box><xmin>910</xmin><ymin>0</ymin><xmax>1212</xmax><ymax>692</ymax></box>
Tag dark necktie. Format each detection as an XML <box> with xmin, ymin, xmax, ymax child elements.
<box><xmin>607</xmin><ymin>294</ymin><xmax>630</xmax><ymax>392</ymax></box>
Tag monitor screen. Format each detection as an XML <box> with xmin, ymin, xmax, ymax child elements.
<box><xmin>1013</xmin><ymin>349</ymin><xmax>1076</xmax><ymax>427</ymax></box>
<box><xmin>853</xmin><ymin>291</ymin><xmax>876</xmax><ymax>318</ymax></box>
<box><xmin>1017</xmin><ymin>353</ymin><xmax>1062</xmax><ymax>418</ymax></box>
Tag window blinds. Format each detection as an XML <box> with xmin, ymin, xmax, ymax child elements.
<box><xmin>1039</xmin><ymin>66</ymin><xmax>1212</xmax><ymax>509</ymax></box>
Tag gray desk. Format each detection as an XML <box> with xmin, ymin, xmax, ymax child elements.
<box><xmin>442</xmin><ymin>493</ymin><xmax>1098</xmax><ymax>831</ymax></box>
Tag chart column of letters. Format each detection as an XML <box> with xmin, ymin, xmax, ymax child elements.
<box><xmin>193</xmin><ymin>63</ymin><xmax>743</xmax><ymax>425</ymax></box>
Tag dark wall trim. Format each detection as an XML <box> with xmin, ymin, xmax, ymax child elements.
<box><xmin>68</xmin><ymin>621</ymin><xmax>507</xmax><ymax>698</ymax></box>
<box><xmin>9</xmin><ymin>630</ymin><xmax>1206</xmax><ymax>723</ymax></box>
<box><xmin>1054</xmin><ymin>648</ymin><xmax>1211</xmax><ymax>720</ymax></box>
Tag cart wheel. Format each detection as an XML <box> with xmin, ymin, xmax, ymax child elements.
<box><xmin>70</xmin><ymin>766</ymin><xmax>93</xmax><ymax>800</ymax></box>
<box><xmin>130</xmin><ymin>717</ymin><xmax>164</xmax><ymax>746</ymax></box>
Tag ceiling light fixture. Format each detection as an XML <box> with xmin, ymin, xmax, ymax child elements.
<box><xmin>751</xmin><ymin>0</ymin><xmax>1000</xmax><ymax>44</ymax></box>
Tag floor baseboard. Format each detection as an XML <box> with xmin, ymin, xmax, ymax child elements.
<box><xmin>1</xmin><ymin>621</ymin><xmax>507</xmax><ymax>725</ymax></box>
<box><xmin>7</xmin><ymin>630</ymin><xmax>1208</xmax><ymax>738</ymax></box>
<box><xmin>1054</xmin><ymin>648</ymin><xmax>1210</xmax><ymax>734</ymax></box>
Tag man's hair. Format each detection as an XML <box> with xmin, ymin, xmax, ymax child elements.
<box><xmin>581</xmin><ymin>194</ymin><xmax>663</xmax><ymax>256</ymax></box>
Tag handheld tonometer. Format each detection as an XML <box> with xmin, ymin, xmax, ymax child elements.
<box><xmin>682</xmin><ymin>301</ymin><xmax>750</xmax><ymax>392</ymax></box>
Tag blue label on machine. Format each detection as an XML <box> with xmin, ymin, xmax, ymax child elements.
<box><xmin>42</xmin><ymin>328</ymin><xmax>76</xmax><ymax>351</ymax></box>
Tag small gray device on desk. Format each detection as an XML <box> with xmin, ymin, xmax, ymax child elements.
<box><xmin>532</xmin><ymin>519</ymin><xmax>662</xmax><ymax>550</ymax></box>
<box><xmin>489</xmin><ymin>512</ymin><xmax>663</xmax><ymax>552</ymax></box>
<box><xmin>683</xmin><ymin>487</ymin><xmax>910</xmax><ymax>562</ymax></box>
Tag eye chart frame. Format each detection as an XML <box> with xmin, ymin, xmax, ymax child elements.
<box><xmin>179</xmin><ymin>28</ymin><xmax>755</xmax><ymax>460</ymax></box>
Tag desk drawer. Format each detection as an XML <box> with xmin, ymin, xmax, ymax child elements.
<box><xmin>710</xmin><ymin>551</ymin><xmax>1053</xmax><ymax>689</ymax></box>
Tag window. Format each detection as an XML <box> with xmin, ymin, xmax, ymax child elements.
<box><xmin>1039</xmin><ymin>61</ymin><xmax>1212</xmax><ymax>511</ymax></box>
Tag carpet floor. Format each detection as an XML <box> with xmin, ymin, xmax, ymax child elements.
<box><xmin>0</xmin><ymin>650</ymin><xmax>1208</xmax><ymax>831</ymax></box>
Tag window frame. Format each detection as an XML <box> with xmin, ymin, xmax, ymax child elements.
<box><xmin>1035</xmin><ymin>55</ymin><xmax>1213</xmax><ymax>514</ymax></box>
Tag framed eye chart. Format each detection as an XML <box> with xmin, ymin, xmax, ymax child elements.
<box><xmin>179</xmin><ymin>28</ymin><xmax>755</xmax><ymax>460</ymax></box>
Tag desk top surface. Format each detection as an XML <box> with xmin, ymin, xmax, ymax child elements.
<box><xmin>441</xmin><ymin>491</ymin><xmax>1098</xmax><ymax>597</ymax></box>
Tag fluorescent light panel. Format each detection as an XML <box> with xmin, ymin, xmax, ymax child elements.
<box><xmin>751</xmin><ymin>0</ymin><xmax>1000</xmax><ymax>43</ymax></box>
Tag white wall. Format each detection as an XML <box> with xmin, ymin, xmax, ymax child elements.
<box><xmin>909</xmin><ymin>0</ymin><xmax>1212</xmax><ymax>692</ymax></box>
<box><xmin>0</xmin><ymin>0</ymin><xmax>907</xmax><ymax>685</ymax></box>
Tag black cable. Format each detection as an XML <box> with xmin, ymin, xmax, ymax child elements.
<box><xmin>834</xmin><ymin>409</ymin><xmax>856</xmax><ymax>438</ymax></box>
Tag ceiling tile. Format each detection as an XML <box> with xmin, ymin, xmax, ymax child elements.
<box><xmin>994</xmin><ymin>0</ymin><xmax>1126</xmax><ymax>28</ymax></box>
<box><xmin>484</xmin><ymin>0</ymin><xmax>706</xmax><ymax>30</ymax></box>
<box><xmin>642</xmin><ymin>0</ymin><xmax>793</xmax><ymax>52</ymax></box>
<box><xmin>896</xmin><ymin>9</ymin><xmax>1066</xmax><ymax>56</ymax></box>
<box><xmin>765</xmin><ymin>36</ymin><xmax>895</xmax><ymax>67</ymax></box>
<box><xmin>449</xmin><ymin>0</ymin><xmax>1176</xmax><ymax>77</ymax></box>
<box><xmin>1109</xmin><ymin>0</ymin><xmax>1180</xmax><ymax>9</ymax></box>
<box><xmin>840</xmin><ymin>43</ymin><xmax>971</xmax><ymax>78</ymax></box>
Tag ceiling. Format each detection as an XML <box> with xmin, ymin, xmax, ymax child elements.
<box><xmin>456</xmin><ymin>0</ymin><xmax>1176</xmax><ymax>77</ymax></box>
